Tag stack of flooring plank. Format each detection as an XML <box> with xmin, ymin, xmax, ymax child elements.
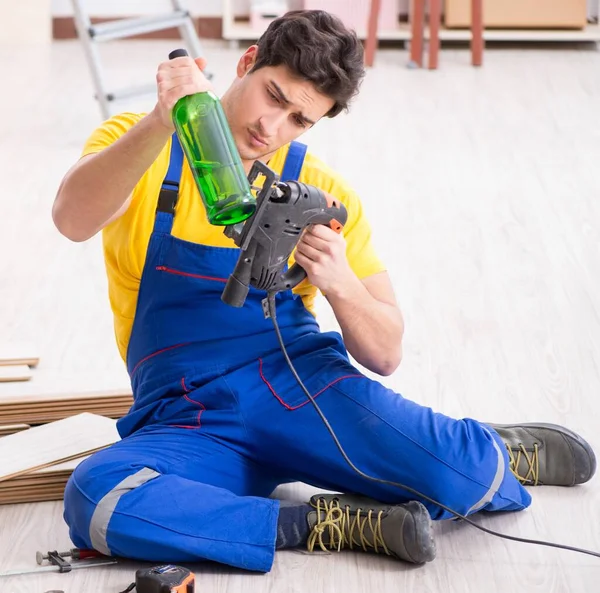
<box><xmin>0</xmin><ymin>345</ymin><xmax>40</xmax><ymax>383</ymax></box>
<box><xmin>0</xmin><ymin>457</ymin><xmax>88</xmax><ymax>505</ymax></box>
<box><xmin>0</xmin><ymin>413</ymin><xmax>120</xmax><ymax>505</ymax></box>
<box><xmin>0</xmin><ymin>389</ymin><xmax>134</xmax><ymax>425</ymax></box>
<box><xmin>0</xmin><ymin>346</ymin><xmax>133</xmax><ymax>424</ymax></box>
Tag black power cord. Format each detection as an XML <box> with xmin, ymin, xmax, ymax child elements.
<box><xmin>265</xmin><ymin>294</ymin><xmax>600</xmax><ymax>560</ymax></box>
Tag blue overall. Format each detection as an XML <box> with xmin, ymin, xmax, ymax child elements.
<box><xmin>63</xmin><ymin>137</ymin><xmax>532</xmax><ymax>573</ymax></box>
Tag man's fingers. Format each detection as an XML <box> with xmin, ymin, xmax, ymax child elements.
<box><xmin>294</xmin><ymin>251</ymin><xmax>314</xmax><ymax>270</ymax></box>
<box><xmin>159</xmin><ymin>70</ymin><xmax>202</xmax><ymax>83</ymax></box>
<box><xmin>296</xmin><ymin>241</ymin><xmax>321</xmax><ymax>262</ymax></box>
<box><xmin>300</xmin><ymin>231</ymin><xmax>329</xmax><ymax>251</ymax></box>
<box><xmin>307</xmin><ymin>224</ymin><xmax>337</xmax><ymax>240</ymax></box>
<box><xmin>195</xmin><ymin>56</ymin><xmax>208</xmax><ymax>71</ymax></box>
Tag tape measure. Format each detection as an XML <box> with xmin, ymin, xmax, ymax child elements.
<box><xmin>120</xmin><ymin>565</ymin><xmax>195</xmax><ymax>593</ymax></box>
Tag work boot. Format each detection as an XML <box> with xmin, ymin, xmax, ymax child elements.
<box><xmin>306</xmin><ymin>493</ymin><xmax>436</xmax><ymax>564</ymax></box>
<box><xmin>488</xmin><ymin>422</ymin><xmax>597</xmax><ymax>486</ymax></box>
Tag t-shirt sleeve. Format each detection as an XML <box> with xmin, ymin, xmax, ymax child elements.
<box><xmin>81</xmin><ymin>112</ymin><xmax>145</xmax><ymax>157</ymax></box>
<box><xmin>342</xmin><ymin>189</ymin><xmax>387</xmax><ymax>280</ymax></box>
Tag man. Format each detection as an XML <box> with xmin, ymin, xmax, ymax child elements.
<box><xmin>54</xmin><ymin>10</ymin><xmax>595</xmax><ymax>572</ymax></box>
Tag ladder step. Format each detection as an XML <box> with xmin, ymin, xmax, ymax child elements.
<box><xmin>89</xmin><ymin>11</ymin><xmax>191</xmax><ymax>43</ymax></box>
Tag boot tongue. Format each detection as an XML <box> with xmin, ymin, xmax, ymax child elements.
<box><xmin>497</xmin><ymin>426</ymin><xmax>536</xmax><ymax>450</ymax></box>
<box><xmin>507</xmin><ymin>443</ymin><xmax>539</xmax><ymax>485</ymax></box>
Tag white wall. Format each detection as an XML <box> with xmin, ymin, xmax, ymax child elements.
<box><xmin>51</xmin><ymin>0</ymin><xmax>244</xmax><ymax>17</ymax></box>
<box><xmin>0</xmin><ymin>0</ymin><xmax>52</xmax><ymax>43</ymax></box>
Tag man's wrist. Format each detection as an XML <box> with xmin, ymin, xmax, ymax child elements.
<box><xmin>146</xmin><ymin>107</ymin><xmax>175</xmax><ymax>137</ymax></box>
<box><xmin>324</xmin><ymin>271</ymin><xmax>365</xmax><ymax>302</ymax></box>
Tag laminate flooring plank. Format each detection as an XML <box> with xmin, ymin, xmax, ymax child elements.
<box><xmin>0</xmin><ymin>343</ymin><xmax>40</xmax><ymax>368</ymax></box>
<box><xmin>0</xmin><ymin>424</ymin><xmax>30</xmax><ymax>436</ymax></box>
<box><xmin>0</xmin><ymin>413</ymin><xmax>119</xmax><ymax>482</ymax></box>
<box><xmin>0</xmin><ymin>366</ymin><xmax>32</xmax><ymax>383</ymax></box>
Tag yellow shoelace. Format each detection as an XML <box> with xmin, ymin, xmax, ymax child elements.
<box><xmin>306</xmin><ymin>498</ymin><xmax>391</xmax><ymax>555</ymax></box>
<box><xmin>507</xmin><ymin>443</ymin><xmax>540</xmax><ymax>485</ymax></box>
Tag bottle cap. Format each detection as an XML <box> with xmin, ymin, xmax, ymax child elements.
<box><xmin>169</xmin><ymin>49</ymin><xmax>189</xmax><ymax>59</ymax></box>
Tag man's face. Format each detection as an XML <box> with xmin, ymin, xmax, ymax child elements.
<box><xmin>222</xmin><ymin>46</ymin><xmax>336</xmax><ymax>164</ymax></box>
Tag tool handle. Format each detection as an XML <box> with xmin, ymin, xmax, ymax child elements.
<box><xmin>275</xmin><ymin>197</ymin><xmax>348</xmax><ymax>292</ymax></box>
<box><xmin>73</xmin><ymin>549</ymin><xmax>105</xmax><ymax>560</ymax></box>
<box><xmin>37</xmin><ymin>548</ymin><xmax>106</xmax><ymax>565</ymax></box>
<box><xmin>305</xmin><ymin>194</ymin><xmax>348</xmax><ymax>234</ymax></box>
<box><xmin>272</xmin><ymin>263</ymin><xmax>307</xmax><ymax>293</ymax></box>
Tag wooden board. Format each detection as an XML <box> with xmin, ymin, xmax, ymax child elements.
<box><xmin>445</xmin><ymin>0</ymin><xmax>587</xmax><ymax>28</ymax></box>
<box><xmin>0</xmin><ymin>401</ymin><xmax>131</xmax><ymax>414</ymax></box>
<box><xmin>0</xmin><ymin>413</ymin><xmax>119</xmax><ymax>483</ymax></box>
<box><xmin>0</xmin><ymin>455</ymin><xmax>90</xmax><ymax>505</ymax></box>
<box><xmin>0</xmin><ymin>480</ymin><xmax>68</xmax><ymax>493</ymax></box>
<box><xmin>0</xmin><ymin>490</ymin><xmax>66</xmax><ymax>505</ymax></box>
<box><xmin>0</xmin><ymin>410</ymin><xmax>129</xmax><ymax>426</ymax></box>
<box><xmin>0</xmin><ymin>388</ymin><xmax>132</xmax><ymax>405</ymax></box>
<box><xmin>0</xmin><ymin>366</ymin><xmax>33</xmax><ymax>383</ymax></box>
<box><xmin>0</xmin><ymin>468</ymin><xmax>71</xmax><ymax>483</ymax></box>
<box><xmin>0</xmin><ymin>344</ymin><xmax>39</xmax><ymax>368</ymax></box>
<box><xmin>32</xmin><ymin>456</ymin><xmax>88</xmax><ymax>474</ymax></box>
<box><xmin>0</xmin><ymin>398</ymin><xmax>132</xmax><ymax>412</ymax></box>
<box><xmin>0</xmin><ymin>424</ymin><xmax>30</xmax><ymax>437</ymax></box>
<box><xmin>0</xmin><ymin>401</ymin><xmax>132</xmax><ymax>415</ymax></box>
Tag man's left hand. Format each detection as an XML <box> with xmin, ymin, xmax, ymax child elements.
<box><xmin>294</xmin><ymin>224</ymin><xmax>356</xmax><ymax>296</ymax></box>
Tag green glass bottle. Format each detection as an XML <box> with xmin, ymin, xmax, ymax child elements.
<box><xmin>169</xmin><ymin>49</ymin><xmax>256</xmax><ymax>226</ymax></box>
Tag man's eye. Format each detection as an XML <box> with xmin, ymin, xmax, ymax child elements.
<box><xmin>268</xmin><ymin>90</ymin><xmax>279</xmax><ymax>103</ymax></box>
<box><xmin>294</xmin><ymin>116</ymin><xmax>306</xmax><ymax>127</ymax></box>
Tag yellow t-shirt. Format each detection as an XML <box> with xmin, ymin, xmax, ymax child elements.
<box><xmin>82</xmin><ymin>112</ymin><xmax>386</xmax><ymax>361</ymax></box>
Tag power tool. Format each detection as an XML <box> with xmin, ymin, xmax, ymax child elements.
<box><xmin>221</xmin><ymin>159</ymin><xmax>347</xmax><ymax>308</ymax></box>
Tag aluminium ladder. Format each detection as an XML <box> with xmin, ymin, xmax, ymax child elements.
<box><xmin>70</xmin><ymin>0</ymin><xmax>209</xmax><ymax>119</ymax></box>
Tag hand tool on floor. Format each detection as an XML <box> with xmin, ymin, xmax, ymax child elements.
<box><xmin>0</xmin><ymin>548</ymin><xmax>117</xmax><ymax>578</ymax></box>
<box><xmin>119</xmin><ymin>565</ymin><xmax>195</xmax><ymax>593</ymax></box>
<box><xmin>36</xmin><ymin>547</ymin><xmax>106</xmax><ymax>565</ymax></box>
<box><xmin>221</xmin><ymin>159</ymin><xmax>347</xmax><ymax>308</ymax></box>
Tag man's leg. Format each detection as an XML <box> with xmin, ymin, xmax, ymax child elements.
<box><xmin>231</xmin><ymin>339</ymin><xmax>595</xmax><ymax>561</ymax></box>
<box><xmin>63</xmin><ymin>425</ymin><xmax>283</xmax><ymax>572</ymax></box>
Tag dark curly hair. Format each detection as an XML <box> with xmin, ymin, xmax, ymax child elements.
<box><xmin>251</xmin><ymin>10</ymin><xmax>365</xmax><ymax>118</ymax></box>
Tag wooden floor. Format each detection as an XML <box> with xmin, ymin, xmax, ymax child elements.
<box><xmin>1</xmin><ymin>38</ymin><xmax>600</xmax><ymax>591</ymax></box>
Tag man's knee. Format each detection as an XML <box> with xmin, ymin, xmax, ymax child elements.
<box><xmin>417</xmin><ymin>419</ymin><xmax>532</xmax><ymax>519</ymax></box>
<box><xmin>63</xmin><ymin>459</ymin><xmax>104</xmax><ymax>550</ymax></box>
<box><xmin>63</xmin><ymin>453</ymin><xmax>158</xmax><ymax>554</ymax></box>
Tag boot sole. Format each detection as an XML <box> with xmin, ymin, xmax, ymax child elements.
<box><xmin>489</xmin><ymin>421</ymin><xmax>597</xmax><ymax>484</ymax></box>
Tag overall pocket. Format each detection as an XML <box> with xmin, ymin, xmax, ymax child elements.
<box><xmin>257</xmin><ymin>346</ymin><xmax>362</xmax><ymax>410</ymax></box>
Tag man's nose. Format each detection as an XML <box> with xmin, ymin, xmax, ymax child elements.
<box><xmin>258</xmin><ymin>112</ymin><xmax>286</xmax><ymax>138</ymax></box>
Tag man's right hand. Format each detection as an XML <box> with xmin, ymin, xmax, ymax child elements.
<box><xmin>151</xmin><ymin>55</ymin><xmax>212</xmax><ymax>131</ymax></box>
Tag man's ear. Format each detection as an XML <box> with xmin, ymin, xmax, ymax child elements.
<box><xmin>237</xmin><ymin>45</ymin><xmax>258</xmax><ymax>78</ymax></box>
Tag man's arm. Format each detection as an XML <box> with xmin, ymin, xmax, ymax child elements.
<box><xmin>52</xmin><ymin>114</ymin><xmax>172</xmax><ymax>241</ymax></box>
<box><xmin>325</xmin><ymin>271</ymin><xmax>403</xmax><ymax>376</ymax></box>
<box><xmin>295</xmin><ymin>225</ymin><xmax>403</xmax><ymax>376</ymax></box>
<box><xmin>52</xmin><ymin>55</ymin><xmax>211</xmax><ymax>242</ymax></box>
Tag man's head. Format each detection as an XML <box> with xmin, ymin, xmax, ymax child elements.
<box><xmin>221</xmin><ymin>10</ymin><xmax>365</xmax><ymax>164</ymax></box>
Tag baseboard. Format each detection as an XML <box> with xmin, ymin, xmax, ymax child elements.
<box><xmin>52</xmin><ymin>16</ymin><xmax>223</xmax><ymax>40</ymax></box>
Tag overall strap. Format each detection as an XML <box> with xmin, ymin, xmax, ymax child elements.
<box><xmin>154</xmin><ymin>132</ymin><xmax>184</xmax><ymax>234</ymax></box>
<box><xmin>280</xmin><ymin>141</ymin><xmax>307</xmax><ymax>182</ymax></box>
